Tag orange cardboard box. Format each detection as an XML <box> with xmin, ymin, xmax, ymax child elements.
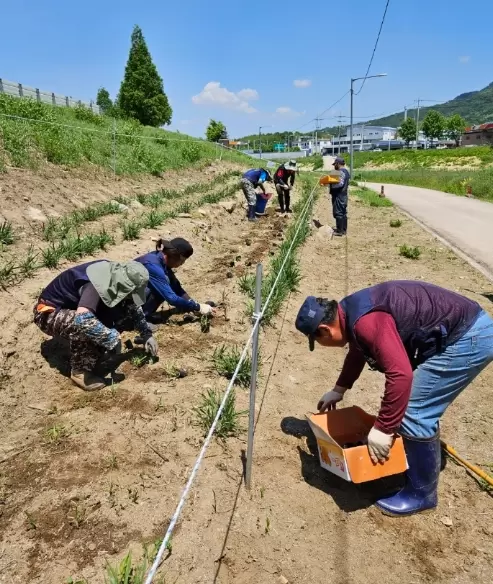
<box><xmin>306</xmin><ymin>406</ymin><xmax>408</xmax><ymax>483</ymax></box>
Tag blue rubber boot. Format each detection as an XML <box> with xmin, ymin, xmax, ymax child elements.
<box><xmin>375</xmin><ymin>433</ymin><xmax>441</xmax><ymax>516</ymax></box>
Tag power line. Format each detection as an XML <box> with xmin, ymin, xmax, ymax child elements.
<box><xmin>355</xmin><ymin>0</ymin><xmax>391</xmax><ymax>95</ymax></box>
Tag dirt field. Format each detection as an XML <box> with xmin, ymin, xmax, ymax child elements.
<box><xmin>1</xmin><ymin>168</ymin><xmax>492</xmax><ymax>583</ymax></box>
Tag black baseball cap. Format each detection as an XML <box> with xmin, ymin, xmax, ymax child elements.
<box><xmin>333</xmin><ymin>157</ymin><xmax>345</xmax><ymax>165</ymax></box>
<box><xmin>295</xmin><ymin>296</ymin><xmax>325</xmax><ymax>351</ymax></box>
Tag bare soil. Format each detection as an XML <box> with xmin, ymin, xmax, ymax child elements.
<box><xmin>0</xmin><ymin>169</ymin><xmax>492</xmax><ymax>584</ymax></box>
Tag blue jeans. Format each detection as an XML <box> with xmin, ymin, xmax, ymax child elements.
<box><xmin>400</xmin><ymin>310</ymin><xmax>493</xmax><ymax>439</ymax></box>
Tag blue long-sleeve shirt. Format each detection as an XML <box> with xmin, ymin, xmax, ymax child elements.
<box><xmin>134</xmin><ymin>252</ymin><xmax>200</xmax><ymax>312</ymax></box>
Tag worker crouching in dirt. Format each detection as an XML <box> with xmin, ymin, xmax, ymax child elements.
<box><xmin>295</xmin><ymin>280</ymin><xmax>493</xmax><ymax>516</ymax></box>
<box><xmin>134</xmin><ymin>237</ymin><xmax>215</xmax><ymax>323</ymax></box>
<box><xmin>274</xmin><ymin>160</ymin><xmax>297</xmax><ymax>214</ymax></box>
<box><xmin>34</xmin><ymin>260</ymin><xmax>159</xmax><ymax>391</ymax></box>
<box><xmin>240</xmin><ymin>168</ymin><xmax>273</xmax><ymax>222</ymax></box>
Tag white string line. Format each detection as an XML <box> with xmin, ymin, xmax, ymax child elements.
<box><xmin>144</xmin><ymin>181</ymin><xmax>319</xmax><ymax>584</ymax></box>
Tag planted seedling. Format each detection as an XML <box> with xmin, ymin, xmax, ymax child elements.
<box><xmin>67</xmin><ymin>501</ymin><xmax>86</xmax><ymax>529</ymax></box>
<box><xmin>128</xmin><ymin>487</ymin><xmax>139</xmax><ymax>504</ymax></box>
<box><xmin>399</xmin><ymin>244</ymin><xmax>421</xmax><ymax>260</ymax></box>
<box><xmin>265</xmin><ymin>517</ymin><xmax>271</xmax><ymax>535</ymax></box>
<box><xmin>25</xmin><ymin>511</ymin><xmax>37</xmax><ymax>531</ymax></box>
<box><xmin>44</xmin><ymin>423</ymin><xmax>69</xmax><ymax>444</ymax></box>
<box><xmin>42</xmin><ymin>243</ymin><xmax>63</xmax><ymax>268</ymax></box>
<box><xmin>19</xmin><ymin>245</ymin><xmax>40</xmax><ymax>278</ymax></box>
<box><xmin>0</xmin><ymin>221</ymin><xmax>14</xmax><ymax>246</ymax></box>
<box><xmin>193</xmin><ymin>388</ymin><xmax>246</xmax><ymax>438</ymax></box>
<box><xmin>130</xmin><ymin>353</ymin><xmax>150</xmax><ymax>368</ymax></box>
<box><xmin>200</xmin><ymin>313</ymin><xmax>211</xmax><ymax>333</ymax></box>
<box><xmin>212</xmin><ymin>345</ymin><xmax>254</xmax><ymax>387</ymax></box>
<box><xmin>390</xmin><ymin>219</ymin><xmax>402</xmax><ymax>228</ymax></box>
<box><xmin>121</xmin><ymin>220</ymin><xmax>141</xmax><ymax>241</ymax></box>
<box><xmin>104</xmin><ymin>454</ymin><xmax>119</xmax><ymax>470</ymax></box>
<box><xmin>0</xmin><ymin>260</ymin><xmax>16</xmax><ymax>288</ymax></box>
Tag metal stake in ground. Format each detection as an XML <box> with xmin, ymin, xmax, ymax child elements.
<box><xmin>245</xmin><ymin>263</ymin><xmax>263</xmax><ymax>490</ymax></box>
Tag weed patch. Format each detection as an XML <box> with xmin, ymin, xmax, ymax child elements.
<box><xmin>399</xmin><ymin>244</ymin><xmax>421</xmax><ymax>259</ymax></box>
<box><xmin>390</xmin><ymin>219</ymin><xmax>402</xmax><ymax>228</ymax></box>
<box><xmin>0</xmin><ymin>221</ymin><xmax>14</xmax><ymax>246</ymax></box>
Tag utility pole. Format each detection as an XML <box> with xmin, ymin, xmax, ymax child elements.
<box><xmin>415</xmin><ymin>99</ymin><xmax>421</xmax><ymax>150</ymax></box>
<box><xmin>349</xmin><ymin>73</ymin><xmax>387</xmax><ymax>176</ymax></box>
<box><xmin>314</xmin><ymin>117</ymin><xmax>322</xmax><ymax>154</ymax></box>
<box><xmin>404</xmin><ymin>106</ymin><xmax>407</xmax><ymax>121</ymax></box>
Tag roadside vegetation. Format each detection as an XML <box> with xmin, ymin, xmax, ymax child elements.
<box><xmin>352</xmin><ymin>187</ymin><xmax>393</xmax><ymax>207</ymax></box>
<box><xmin>351</xmin><ymin>146</ymin><xmax>493</xmax><ymax>170</ymax></box>
<box><xmin>356</xmin><ymin>167</ymin><xmax>493</xmax><ymax>200</ymax></box>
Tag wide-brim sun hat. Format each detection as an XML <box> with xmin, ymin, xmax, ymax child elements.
<box><xmin>284</xmin><ymin>160</ymin><xmax>298</xmax><ymax>171</ymax></box>
<box><xmin>87</xmin><ymin>260</ymin><xmax>149</xmax><ymax>308</ymax></box>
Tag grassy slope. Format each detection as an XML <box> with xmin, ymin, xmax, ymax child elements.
<box><xmin>0</xmin><ymin>94</ymin><xmax>249</xmax><ymax>175</ymax></box>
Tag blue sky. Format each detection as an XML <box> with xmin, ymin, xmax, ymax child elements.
<box><xmin>1</xmin><ymin>0</ymin><xmax>492</xmax><ymax>138</ymax></box>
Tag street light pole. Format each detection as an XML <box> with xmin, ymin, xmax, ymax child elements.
<box><xmin>415</xmin><ymin>99</ymin><xmax>421</xmax><ymax>150</ymax></box>
<box><xmin>349</xmin><ymin>73</ymin><xmax>387</xmax><ymax>177</ymax></box>
<box><xmin>258</xmin><ymin>125</ymin><xmax>272</xmax><ymax>160</ymax></box>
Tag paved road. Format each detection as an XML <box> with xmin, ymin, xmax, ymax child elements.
<box><xmin>365</xmin><ymin>183</ymin><xmax>493</xmax><ymax>276</ymax></box>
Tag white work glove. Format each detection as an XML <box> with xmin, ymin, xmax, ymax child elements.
<box><xmin>145</xmin><ymin>336</ymin><xmax>159</xmax><ymax>357</ymax></box>
<box><xmin>199</xmin><ymin>303</ymin><xmax>214</xmax><ymax>316</ymax></box>
<box><xmin>367</xmin><ymin>426</ymin><xmax>394</xmax><ymax>464</ymax></box>
<box><xmin>317</xmin><ymin>386</ymin><xmax>347</xmax><ymax>412</ymax></box>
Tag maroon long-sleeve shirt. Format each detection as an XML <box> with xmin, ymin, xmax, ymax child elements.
<box><xmin>335</xmin><ymin>306</ymin><xmax>414</xmax><ymax>434</ymax></box>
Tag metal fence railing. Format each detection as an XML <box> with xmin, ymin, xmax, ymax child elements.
<box><xmin>0</xmin><ymin>78</ymin><xmax>100</xmax><ymax>113</ymax></box>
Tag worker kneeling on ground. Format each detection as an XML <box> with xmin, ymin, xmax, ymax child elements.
<box><xmin>274</xmin><ymin>160</ymin><xmax>297</xmax><ymax>214</ymax></box>
<box><xmin>295</xmin><ymin>280</ymin><xmax>493</xmax><ymax>516</ymax></box>
<box><xmin>134</xmin><ymin>237</ymin><xmax>215</xmax><ymax>324</ymax></box>
<box><xmin>34</xmin><ymin>260</ymin><xmax>159</xmax><ymax>391</ymax></box>
<box><xmin>240</xmin><ymin>167</ymin><xmax>272</xmax><ymax>222</ymax></box>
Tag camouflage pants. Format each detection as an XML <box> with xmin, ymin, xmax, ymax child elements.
<box><xmin>240</xmin><ymin>178</ymin><xmax>257</xmax><ymax>206</ymax></box>
<box><xmin>34</xmin><ymin>307</ymin><xmax>105</xmax><ymax>371</ymax></box>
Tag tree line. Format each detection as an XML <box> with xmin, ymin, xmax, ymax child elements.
<box><xmin>398</xmin><ymin>111</ymin><xmax>466</xmax><ymax>146</ymax></box>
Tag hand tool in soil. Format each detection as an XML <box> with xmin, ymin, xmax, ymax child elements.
<box><xmin>441</xmin><ymin>440</ymin><xmax>493</xmax><ymax>487</ymax></box>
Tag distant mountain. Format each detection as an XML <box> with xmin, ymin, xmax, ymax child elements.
<box><xmin>320</xmin><ymin>81</ymin><xmax>493</xmax><ymax>133</ymax></box>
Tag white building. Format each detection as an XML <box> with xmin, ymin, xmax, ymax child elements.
<box><xmin>332</xmin><ymin>125</ymin><xmax>398</xmax><ymax>149</ymax></box>
<box><xmin>293</xmin><ymin>136</ymin><xmax>332</xmax><ymax>154</ymax></box>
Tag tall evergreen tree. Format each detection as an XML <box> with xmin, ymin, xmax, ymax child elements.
<box><xmin>117</xmin><ymin>25</ymin><xmax>172</xmax><ymax>127</ymax></box>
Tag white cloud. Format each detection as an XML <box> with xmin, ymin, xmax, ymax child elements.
<box><xmin>293</xmin><ymin>79</ymin><xmax>312</xmax><ymax>88</ymax></box>
<box><xmin>275</xmin><ymin>106</ymin><xmax>305</xmax><ymax>117</ymax></box>
<box><xmin>237</xmin><ymin>88</ymin><xmax>259</xmax><ymax>101</ymax></box>
<box><xmin>459</xmin><ymin>56</ymin><xmax>470</xmax><ymax>64</ymax></box>
<box><xmin>192</xmin><ymin>81</ymin><xmax>258</xmax><ymax>113</ymax></box>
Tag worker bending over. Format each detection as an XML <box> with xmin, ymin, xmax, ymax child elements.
<box><xmin>135</xmin><ymin>237</ymin><xmax>215</xmax><ymax>324</ymax></box>
<box><xmin>34</xmin><ymin>260</ymin><xmax>158</xmax><ymax>391</ymax></box>
<box><xmin>295</xmin><ymin>280</ymin><xmax>493</xmax><ymax>516</ymax></box>
<box><xmin>274</xmin><ymin>160</ymin><xmax>297</xmax><ymax>214</ymax></box>
<box><xmin>240</xmin><ymin>168</ymin><xmax>272</xmax><ymax>222</ymax></box>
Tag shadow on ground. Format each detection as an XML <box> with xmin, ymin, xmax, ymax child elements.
<box><xmin>281</xmin><ymin>416</ymin><xmax>405</xmax><ymax>513</ymax></box>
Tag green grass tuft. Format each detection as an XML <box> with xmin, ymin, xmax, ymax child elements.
<box><xmin>193</xmin><ymin>388</ymin><xmax>245</xmax><ymax>438</ymax></box>
<box><xmin>212</xmin><ymin>345</ymin><xmax>254</xmax><ymax>387</ymax></box>
<box><xmin>399</xmin><ymin>244</ymin><xmax>421</xmax><ymax>259</ymax></box>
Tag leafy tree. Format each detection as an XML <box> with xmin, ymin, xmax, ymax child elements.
<box><xmin>398</xmin><ymin>117</ymin><xmax>417</xmax><ymax>146</ymax></box>
<box><xmin>421</xmin><ymin>110</ymin><xmax>445</xmax><ymax>145</ymax></box>
<box><xmin>96</xmin><ymin>87</ymin><xmax>113</xmax><ymax>114</ymax></box>
<box><xmin>446</xmin><ymin>113</ymin><xmax>467</xmax><ymax>146</ymax></box>
<box><xmin>117</xmin><ymin>25</ymin><xmax>172</xmax><ymax>127</ymax></box>
<box><xmin>206</xmin><ymin>119</ymin><xmax>228</xmax><ymax>142</ymax></box>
